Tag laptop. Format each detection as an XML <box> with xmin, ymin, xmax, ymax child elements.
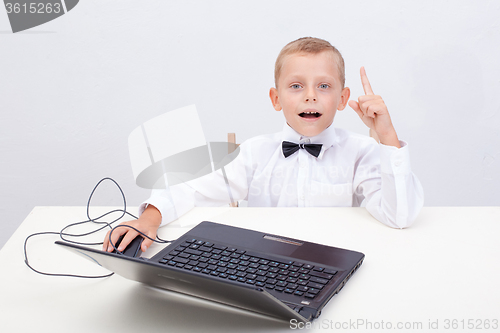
<box><xmin>56</xmin><ymin>221</ymin><xmax>364</xmax><ymax>322</ymax></box>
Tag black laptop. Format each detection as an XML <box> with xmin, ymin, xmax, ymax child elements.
<box><xmin>56</xmin><ymin>221</ymin><xmax>364</xmax><ymax>322</ymax></box>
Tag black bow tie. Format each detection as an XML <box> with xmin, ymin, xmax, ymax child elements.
<box><xmin>282</xmin><ymin>141</ymin><xmax>322</xmax><ymax>158</ymax></box>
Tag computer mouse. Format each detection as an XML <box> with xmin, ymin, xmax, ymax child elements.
<box><xmin>111</xmin><ymin>234</ymin><xmax>143</xmax><ymax>257</ymax></box>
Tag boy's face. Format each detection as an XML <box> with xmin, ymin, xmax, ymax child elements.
<box><xmin>270</xmin><ymin>51</ymin><xmax>350</xmax><ymax>137</ymax></box>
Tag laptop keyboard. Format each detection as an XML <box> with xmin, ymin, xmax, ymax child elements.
<box><xmin>157</xmin><ymin>238</ymin><xmax>338</xmax><ymax>302</ymax></box>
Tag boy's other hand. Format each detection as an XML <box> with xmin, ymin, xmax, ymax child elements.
<box><xmin>102</xmin><ymin>205</ymin><xmax>161</xmax><ymax>253</ymax></box>
<box><xmin>348</xmin><ymin>67</ymin><xmax>400</xmax><ymax>148</ymax></box>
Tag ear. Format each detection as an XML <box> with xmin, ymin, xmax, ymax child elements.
<box><xmin>337</xmin><ymin>87</ymin><xmax>351</xmax><ymax>111</ymax></box>
<box><xmin>269</xmin><ymin>87</ymin><xmax>282</xmax><ymax>111</ymax></box>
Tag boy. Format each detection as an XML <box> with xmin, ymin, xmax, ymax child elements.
<box><xmin>104</xmin><ymin>37</ymin><xmax>424</xmax><ymax>253</ymax></box>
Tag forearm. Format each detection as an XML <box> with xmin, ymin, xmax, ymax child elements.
<box><xmin>377</xmin><ymin>128</ymin><xmax>401</xmax><ymax>148</ymax></box>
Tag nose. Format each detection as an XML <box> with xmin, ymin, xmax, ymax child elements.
<box><xmin>305</xmin><ymin>87</ymin><xmax>317</xmax><ymax>102</ymax></box>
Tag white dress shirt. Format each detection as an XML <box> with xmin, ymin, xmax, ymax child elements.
<box><xmin>140</xmin><ymin>123</ymin><xmax>424</xmax><ymax>229</ymax></box>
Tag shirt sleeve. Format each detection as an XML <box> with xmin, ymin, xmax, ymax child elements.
<box><xmin>139</xmin><ymin>144</ymin><xmax>252</xmax><ymax>227</ymax></box>
<box><xmin>354</xmin><ymin>140</ymin><xmax>424</xmax><ymax>228</ymax></box>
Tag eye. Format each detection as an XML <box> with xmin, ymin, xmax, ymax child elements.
<box><xmin>319</xmin><ymin>83</ymin><xmax>330</xmax><ymax>89</ymax></box>
<box><xmin>290</xmin><ymin>84</ymin><xmax>302</xmax><ymax>89</ymax></box>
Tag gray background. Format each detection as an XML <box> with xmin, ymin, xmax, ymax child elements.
<box><xmin>1</xmin><ymin>0</ymin><xmax>499</xmax><ymax>249</ymax></box>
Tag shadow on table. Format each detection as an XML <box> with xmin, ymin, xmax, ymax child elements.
<box><xmin>114</xmin><ymin>284</ymin><xmax>291</xmax><ymax>332</ymax></box>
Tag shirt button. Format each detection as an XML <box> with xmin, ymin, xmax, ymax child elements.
<box><xmin>394</xmin><ymin>159</ymin><xmax>403</xmax><ymax>167</ymax></box>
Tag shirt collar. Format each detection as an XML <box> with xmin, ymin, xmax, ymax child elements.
<box><xmin>281</xmin><ymin>122</ymin><xmax>338</xmax><ymax>159</ymax></box>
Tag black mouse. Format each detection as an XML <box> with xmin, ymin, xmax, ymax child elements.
<box><xmin>111</xmin><ymin>234</ymin><xmax>143</xmax><ymax>257</ymax></box>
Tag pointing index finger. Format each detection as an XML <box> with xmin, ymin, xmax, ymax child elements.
<box><xmin>360</xmin><ymin>66</ymin><xmax>374</xmax><ymax>95</ymax></box>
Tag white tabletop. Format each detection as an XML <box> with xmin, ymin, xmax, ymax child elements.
<box><xmin>1</xmin><ymin>206</ymin><xmax>499</xmax><ymax>332</ymax></box>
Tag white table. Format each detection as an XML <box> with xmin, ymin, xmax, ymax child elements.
<box><xmin>1</xmin><ymin>206</ymin><xmax>499</xmax><ymax>332</ymax></box>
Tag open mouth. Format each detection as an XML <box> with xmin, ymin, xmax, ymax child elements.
<box><xmin>299</xmin><ymin>111</ymin><xmax>322</xmax><ymax>118</ymax></box>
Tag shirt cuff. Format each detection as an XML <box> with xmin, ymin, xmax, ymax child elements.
<box><xmin>139</xmin><ymin>186</ymin><xmax>195</xmax><ymax>227</ymax></box>
<box><xmin>379</xmin><ymin>140</ymin><xmax>411</xmax><ymax>175</ymax></box>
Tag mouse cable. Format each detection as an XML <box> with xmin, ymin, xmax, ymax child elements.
<box><xmin>23</xmin><ymin>177</ymin><xmax>175</xmax><ymax>278</ymax></box>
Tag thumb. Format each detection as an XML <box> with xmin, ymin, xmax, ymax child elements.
<box><xmin>141</xmin><ymin>233</ymin><xmax>155</xmax><ymax>252</ymax></box>
<box><xmin>348</xmin><ymin>100</ymin><xmax>363</xmax><ymax>118</ymax></box>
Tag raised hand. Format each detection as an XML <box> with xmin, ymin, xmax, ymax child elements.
<box><xmin>348</xmin><ymin>67</ymin><xmax>400</xmax><ymax>148</ymax></box>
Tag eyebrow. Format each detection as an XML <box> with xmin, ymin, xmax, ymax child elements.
<box><xmin>285</xmin><ymin>74</ymin><xmax>337</xmax><ymax>83</ymax></box>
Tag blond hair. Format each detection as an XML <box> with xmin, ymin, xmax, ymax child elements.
<box><xmin>274</xmin><ymin>37</ymin><xmax>345</xmax><ymax>88</ymax></box>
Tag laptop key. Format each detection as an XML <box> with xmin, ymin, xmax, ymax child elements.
<box><xmin>310</xmin><ymin>277</ymin><xmax>329</xmax><ymax>284</ymax></box>
<box><xmin>309</xmin><ymin>271</ymin><xmax>334</xmax><ymax>280</ymax></box>
<box><xmin>213</xmin><ymin>244</ymin><xmax>227</xmax><ymax>250</ymax></box>
<box><xmin>173</xmin><ymin>257</ymin><xmax>189</xmax><ymax>264</ymax></box>
<box><xmin>307</xmin><ymin>282</ymin><xmax>325</xmax><ymax>289</ymax></box>
<box><xmin>323</xmin><ymin>269</ymin><xmax>338</xmax><ymax>275</ymax></box>
<box><xmin>307</xmin><ymin>288</ymin><xmax>320</xmax><ymax>295</ymax></box>
<box><xmin>304</xmin><ymin>293</ymin><xmax>316</xmax><ymax>299</ymax></box>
